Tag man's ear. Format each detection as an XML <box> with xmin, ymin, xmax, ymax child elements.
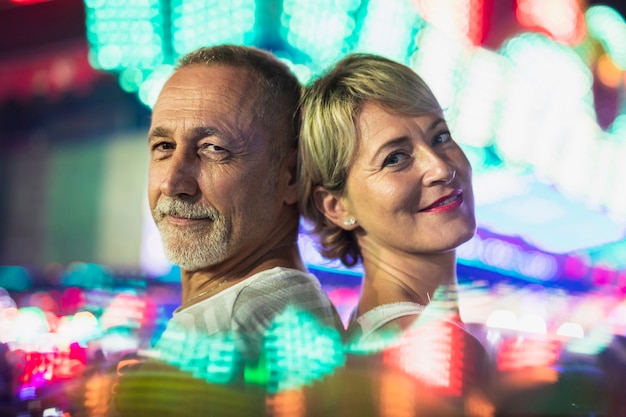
<box><xmin>280</xmin><ymin>149</ymin><xmax>299</xmax><ymax>205</ymax></box>
<box><xmin>313</xmin><ymin>186</ymin><xmax>358</xmax><ymax>231</ymax></box>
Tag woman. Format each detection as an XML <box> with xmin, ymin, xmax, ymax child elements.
<box><xmin>298</xmin><ymin>53</ymin><xmax>476</xmax><ymax>344</ymax></box>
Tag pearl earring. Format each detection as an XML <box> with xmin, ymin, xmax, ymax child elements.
<box><xmin>343</xmin><ymin>217</ymin><xmax>356</xmax><ymax>226</ymax></box>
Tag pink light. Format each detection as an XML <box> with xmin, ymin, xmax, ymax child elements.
<box><xmin>101</xmin><ymin>293</ymin><xmax>146</xmax><ymax>330</ymax></box>
<box><xmin>412</xmin><ymin>0</ymin><xmax>486</xmax><ymax>45</ymax></box>
<box><xmin>10</xmin><ymin>0</ymin><xmax>53</xmax><ymax>4</ymax></box>
<box><xmin>591</xmin><ymin>266</ymin><xmax>615</xmax><ymax>286</ymax></box>
<box><xmin>563</xmin><ymin>255</ymin><xmax>591</xmax><ymax>279</ymax></box>
<box><xmin>516</xmin><ymin>0</ymin><xmax>585</xmax><ymax>44</ymax></box>
<box><xmin>383</xmin><ymin>320</ymin><xmax>466</xmax><ymax>396</ymax></box>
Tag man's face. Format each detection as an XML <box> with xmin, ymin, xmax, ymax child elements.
<box><xmin>147</xmin><ymin>64</ymin><xmax>286</xmax><ymax>271</ymax></box>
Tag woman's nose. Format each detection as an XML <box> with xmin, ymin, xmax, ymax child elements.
<box><xmin>421</xmin><ymin>149</ymin><xmax>456</xmax><ymax>186</ymax></box>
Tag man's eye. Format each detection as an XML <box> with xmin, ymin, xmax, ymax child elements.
<box><xmin>200</xmin><ymin>143</ymin><xmax>231</xmax><ymax>160</ymax></box>
<box><xmin>153</xmin><ymin>141</ymin><xmax>174</xmax><ymax>151</ymax></box>
<box><xmin>205</xmin><ymin>144</ymin><xmax>227</xmax><ymax>152</ymax></box>
<box><xmin>382</xmin><ymin>151</ymin><xmax>410</xmax><ymax>168</ymax></box>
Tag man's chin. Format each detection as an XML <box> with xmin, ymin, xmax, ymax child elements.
<box><xmin>167</xmin><ymin>257</ymin><xmax>210</xmax><ymax>272</ymax></box>
<box><xmin>163</xmin><ymin>246</ymin><xmax>225</xmax><ymax>272</ymax></box>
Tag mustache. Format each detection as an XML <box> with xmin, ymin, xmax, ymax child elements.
<box><xmin>154</xmin><ymin>197</ymin><xmax>219</xmax><ymax>221</ymax></box>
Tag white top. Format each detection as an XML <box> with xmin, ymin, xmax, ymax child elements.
<box><xmin>151</xmin><ymin>267</ymin><xmax>342</xmax><ymax>382</ymax></box>
<box><xmin>348</xmin><ymin>301</ymin><xmax>427</xmax><ymax>344</ymax></box>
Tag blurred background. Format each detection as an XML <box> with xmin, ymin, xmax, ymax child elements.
<box><xmin>0</xmin><ymin>0</ymin><xmax>625</xmax><ymax>416</ymax></box>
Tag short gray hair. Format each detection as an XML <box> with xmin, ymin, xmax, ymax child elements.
<box><xmin>178</xmin><ymin>45</ymin><xmax>302</xmax><ymax>164</ymax></box>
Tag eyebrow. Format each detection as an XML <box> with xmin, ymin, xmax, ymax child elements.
<box><xmin>427</xmin><ymin>117</ymin><xmax>446</xmax><ymax>132</ymax></box>
<box><xmin>148</xmin><ymin>126</ymin><xmax>220</xmax><ymax>142</ymax></box>
<box><xmin>369</xmin><ymin>117</ymin><xmax>446</xmax><ymax>162</ymax></box>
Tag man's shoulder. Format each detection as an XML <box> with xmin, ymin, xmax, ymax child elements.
<box><xmin>236</xmin><ymin>267</ymin><xmax>327</xmax><ymax>307</ymax></box>
<box><xmin>243</xmin><ymin>266</ymin><xmax>321</xmax><ymax>291</ymax></box>
<box><xmin>233</xmin><ymin>266</ymin><xmax>341</xmax><ymax>330</ymax></box>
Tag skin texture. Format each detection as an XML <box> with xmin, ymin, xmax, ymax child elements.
<box><xmin>316</xmin><ymin>101</ymin><xmax>475</xmax><ymax>321</ymax></box>
<box><xmin>148</xmin><ymin>64</ymin><xmax>304</xmax><ymax>306</ymax></box>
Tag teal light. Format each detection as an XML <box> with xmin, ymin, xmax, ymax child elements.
<box><xmin>460</xmin><ymin>144</ymin><xmax>494</xmax><ymax>174</ymax></box>
<box><xmin>181</xmin><ymin>333</ymin><xmax>240</xmax><ymax>384</ymax></box>
<box><xmin>138</xmin><ymin>64</ymin><xmax>174</xmax><ymax>108</ymax></box>
<box><xmin>566</xmin><ymin>324</ymin><xmax>613</xmax><ymax>355</ymax></box>
<box><xmin>263</xmin><ymin>306</ymin><xmax>344</xmax><ymax>393</ymax></box>
<box><xmin>96</xmin><ymin>44</ymin><xmax>122</xmax><ymax>70</ymax></box>
<box><xmin>119</xmin><ymin>67</ymin><xmax>145</xmax><ymax>93</ymax></box>
<box><xmin>586</xmin><ymin>5</ymin><xmax>626</xmax><ymax>70</ymax></box>
<box><xmin>171</xmin><ymin>0</ymin><xmax>257</xmax><ymax>57</ymax></box>
<box><xmin>281</xmin><ymin>0</ymin><xmax>361</xmax><ymax>70</ymax></box>
<box><xmin>61</xmin><ymin>262</ymin><xmax>113</xmax><ymax>288</ymax></box>
<box><xmin>84</xmin><ymin>0</ymin><xmax>165</xmax><ymax>71</ymax></box>
<box><xmin>0</xmin><ymin>266</ymin><xmax>31</xmax><ymax>292</ymax></box>
<box><xmin>356</xmin><ymin>0</ymin><xmax>423</xmax><ymax>63</ymax></box>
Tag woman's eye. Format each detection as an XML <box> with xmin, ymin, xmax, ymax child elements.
<box><xmin>433</xmin><ymin>131</ymin><xmax>452</xmax><ymax>145</ymax></box>
<box><xmin>382</xmin><ymin>151</ymin><xmax>409</xmax><ymax>168</ymax></box>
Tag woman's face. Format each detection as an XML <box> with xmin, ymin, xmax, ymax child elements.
<box><xmin>342</xmin><ymin>101</ymin><xmax>475</xmax><ymax>256</ymax></box>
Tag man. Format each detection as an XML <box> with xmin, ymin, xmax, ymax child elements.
<box><xmin>145</xmin><ymin>44</ymin><xmax>343</xmax><ymax>365</ymax></box>
<box><xmin>111</xmin><ymin>46</ymin><xmax>343</xmax><ymax>417</ymax></box>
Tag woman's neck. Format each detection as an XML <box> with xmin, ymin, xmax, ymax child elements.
<box><xmin>356</xmin><ymin>241</ymin><xmax>459</xmax><ymax>317</ymax></box>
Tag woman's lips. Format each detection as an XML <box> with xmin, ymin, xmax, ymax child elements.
<box><xmin>419</xmin><ymin>190</ymin><xmax>463</xmax><ymax>213</ymax></box>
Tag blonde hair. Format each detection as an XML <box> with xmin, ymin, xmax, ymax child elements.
<box><xmin>298</xmin><ymin>53</ymin><xmax>442</xmax><ymax>266</ymax></box>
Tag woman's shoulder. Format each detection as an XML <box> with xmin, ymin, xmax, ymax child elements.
<box><xmin>347</xmin><ymin>302</ymin><xmax>426</xmax><ymax>345</ymax></box>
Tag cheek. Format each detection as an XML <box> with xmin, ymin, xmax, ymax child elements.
<box><xmin>147</xmin><ymin>168</ymin><xmax>164</xmax><ymax>204</ymax></box>
<box><xmin>351</xmin><ymin>180</ymin><xmax>414</xmax><ymax>217</ymax></box>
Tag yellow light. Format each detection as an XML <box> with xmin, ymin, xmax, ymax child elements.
<box><xmin>597</xmin><ymin>53</ymin><xmax>623</xmax><ymax>88</ymax></box>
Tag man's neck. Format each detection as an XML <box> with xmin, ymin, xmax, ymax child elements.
<box><xmin>179</xmin><ymin>237</ymin><xmax>305</xmax><ymax>309</ymax></box>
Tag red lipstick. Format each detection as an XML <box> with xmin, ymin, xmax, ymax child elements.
<box><xmin>419</xmin><ymin>190</ymin><xmax>463</xmax><ymax>213</ymax></box>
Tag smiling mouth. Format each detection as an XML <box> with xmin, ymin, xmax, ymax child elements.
<box><xmin>419</xmin><ymin>191</ymin><xmax>463</xmax><ymax>213</ymax></box>
<box><xmin>166</xmin><ymin>214</ymin><xmax>213</xmax><ymax>225</ymax></box>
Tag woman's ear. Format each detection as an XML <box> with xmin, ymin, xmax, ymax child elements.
<box><xmin>313</xmin><ymin>186</ymin><xmax>358</xmax><ymax>231</ymax></box>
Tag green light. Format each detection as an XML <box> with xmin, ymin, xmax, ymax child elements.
<box><xmin>263</xmin><ymin>306</ymin><xmax>344</xmax><ymax>393</ymax></box>
<box><xmin>119</xmin><ymin>67</ymin><xmax>145</xmax><ymax>93</ymax></box>
<box><xmin>180</xmin><ymin>333</ymin><xmax>240</xmax><ymax>384</ymax></box>
<box><xmin>586</xmin><ymin>5</ymin><xmax>626</xmax><ymax>70</ymax></box>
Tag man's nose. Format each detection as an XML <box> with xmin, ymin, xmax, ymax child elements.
<box><xmin>160</xmin><ymin>153</ymin><xmax>198</xmax><ymax>197</ymax></box>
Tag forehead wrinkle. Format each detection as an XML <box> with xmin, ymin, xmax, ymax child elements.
<box><xmin>150</xmin><ymin>65</ymin><xmax>271</xmax><ymax>159</ymax></box>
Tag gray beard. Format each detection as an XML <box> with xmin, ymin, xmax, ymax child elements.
<box><xmin>153</xmin><ymin>198</ymin><xmax>231</xmax><ymax>271</ymax></box>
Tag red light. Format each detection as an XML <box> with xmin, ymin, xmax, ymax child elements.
<box><xmin>497</xmin><ymin>337</ymin><xmax>560</xmax><ymax>371</ymax></box>
<box><xmin>383</xmin><ymin>319</ymin><xmax>469</xmax><ymax>397</ymax></box>
<box><xmin>10</xmin><ymin>0</ymin><xmax>54</xmax><ymax>4</ymax></box>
